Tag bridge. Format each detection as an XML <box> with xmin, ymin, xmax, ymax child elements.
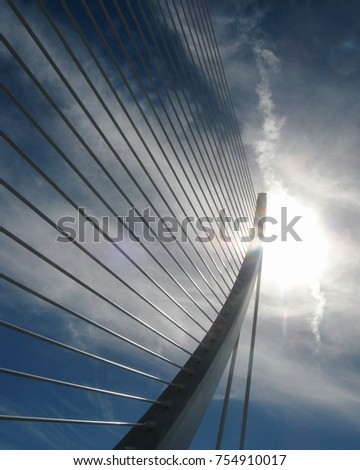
<box><xmin>1</xmin><ymin>0</ymin><xmax>265</xmax><ymax>449</ymax></box>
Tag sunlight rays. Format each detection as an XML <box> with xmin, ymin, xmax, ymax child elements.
<box><xmin>262</xmin><ymin>191</ymin><xmax>328</xmax><ymax>348</ymax></box>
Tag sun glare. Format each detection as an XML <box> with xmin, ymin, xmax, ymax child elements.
<box><xmin>262</xmin><ymin>192</ymin><xmax>328</xmax><ymax>289</ymax></box>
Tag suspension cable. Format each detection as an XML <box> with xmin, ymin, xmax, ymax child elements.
<box><xmin>240</xmin><ymin>253</ymin><xmax>263</xmax><ymax>450</ymax></box>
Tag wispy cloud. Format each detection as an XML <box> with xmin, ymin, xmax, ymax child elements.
<box><xmin>309</xmin><ymin>279</ymin><xmax>326</xmax><ymax>350</ymax></box>
<box><xmin>252</xmin><ymin>42</ymin><xmax>286</xmax><ymax>193</ymax></box>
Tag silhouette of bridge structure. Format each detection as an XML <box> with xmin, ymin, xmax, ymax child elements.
<box><xmin>1</xmin><ymin>0</ymin><xmax>265</xmax><ymax>449</ymax></box>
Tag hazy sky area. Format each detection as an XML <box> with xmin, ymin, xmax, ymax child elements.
<box><xmin>1</xmin><ymin>0</ymin><xmax>360</xmax><ymax>450</ymax></box>
<box><xmin>192</xmin><ymin>0</ymin><xmax>360</xmax><ymax>450</ymax></box>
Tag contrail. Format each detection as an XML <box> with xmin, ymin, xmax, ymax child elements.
<box><xmin>310</xmin><ymin>280</ymin><xmax>326</xmax><ymax>350</ymax></box>
<box><xmin>252</xmin><ymin>40</ymin><xmax>326</xmax><ymax>349</ymax></box>
<box><xmin>252</xmin><ymin>40</ymin><xmax>285</xmax><ymax>192</ymax></box>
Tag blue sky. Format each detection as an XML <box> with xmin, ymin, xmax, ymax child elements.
<box><xmin>1</xmin><ymin>0</ymin><xmax>360</xmax><ymax>450</ymax></box>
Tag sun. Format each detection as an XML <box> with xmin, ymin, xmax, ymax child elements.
<box><xmin>261</xmin><ymin>191</ymin><xmax>328</xmax><ymax>289</ymax></box>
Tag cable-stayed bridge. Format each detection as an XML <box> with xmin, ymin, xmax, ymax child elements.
<box><xmin>1</xmin><ymin>0</ymin><xmax>264</xmax><ymax>449</ymax></box>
